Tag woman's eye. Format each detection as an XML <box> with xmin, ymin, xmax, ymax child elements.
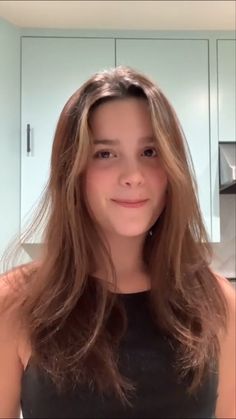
<box><xmin>143</xmin><ymin>148</ymin><xmax>158</xmax><ymax>157</ymax></box>
<box><xmin>93</xmin><ymin>148</ymin><xmax>157</xmax><ymax>160</ymax></box>
<box><xmin>93</xmin><ymin>150</ymin><xmax>114</xmax><ymax>159</ymax></box>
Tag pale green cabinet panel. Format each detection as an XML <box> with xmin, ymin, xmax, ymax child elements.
<box><xmin>21</xmin><ymin>37</ymin><xmax>115</xmax><ymax>240</ymax></box>
<box><xmin>217</xmin><ymin>40</ymin><xmax>236</xmax><ymax>142</ymax></box>
<box><xmin>116</xmin><ymin>39</ymin><xmax>211</xmax><ymax>237</ymax></box>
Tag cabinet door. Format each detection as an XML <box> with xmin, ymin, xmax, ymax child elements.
<box><xmin>116</xmin><ymin>39</ymin><xmax>211</xmax><ymax>237</ymax></box>
<box><xmin>217</xmin><ymin>40</ymin><xmax>236</xmax><ymax>142</ymax></box>
<box><xmin>21</xmin><ymin>37</ymin><xmax>115</xmax><ymax>240</ymax></box>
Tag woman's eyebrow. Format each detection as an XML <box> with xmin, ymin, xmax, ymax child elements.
<box><xmin>93</xmin><ymin>136</ymin><xmax>155</xmax><ymax>145</ymax></box>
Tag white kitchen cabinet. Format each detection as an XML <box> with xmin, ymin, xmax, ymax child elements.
<box><xmin>21</xmin><ymin>33</ymin><xmax>234</xmax><ymax>244</ymax></box>
<box><xmin>21</xmin><ymin>37</ymin><xmax>115</xmax><ymax>241</ymax></box>
<box><xmin>116</xmin><ymin>39</ymin><xmax>212</xmax><ymax>237</ymax></box>
<box><xmin>217</xmin><ymin>40</ymin><xmax>236</xmax><ymax>142</ymax></box>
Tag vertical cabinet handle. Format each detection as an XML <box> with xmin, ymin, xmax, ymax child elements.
<box><xmin>27</xmin><ymin>124</ymin><xmax>31</xmax><ymax>153</ymax></box>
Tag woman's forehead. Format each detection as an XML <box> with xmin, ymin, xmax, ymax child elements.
<box><xmin>90</xmin><ymin>98</ymin><xmax>153</xmax><ymax>134</ymax></box>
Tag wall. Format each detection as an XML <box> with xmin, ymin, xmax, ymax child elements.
<box><xmin>0</xmin><ymin>18</ymin><xmax>20</xmax><ymax>272</ymax></box>
<box><xmin>211</xmin><ymin>194</ymin><xmax>236</xmax><ymax>279</ymax></box>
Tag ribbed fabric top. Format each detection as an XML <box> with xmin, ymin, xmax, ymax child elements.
<box><xmin>20</xmin><ymin>290</ymin><xmax>218</xmax><ymax>418</ymax></box>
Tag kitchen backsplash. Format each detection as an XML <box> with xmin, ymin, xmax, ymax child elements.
<box><xmin>210</xmin><ymin>194</ymin><xmax>236</xmax><ymax>278</ymax></box>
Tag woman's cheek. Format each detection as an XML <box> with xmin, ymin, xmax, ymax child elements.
<box><xmin>85</xmin><ymin>167</ymin><xmax>111</xmax><ymax>194</ymax></box>
<box><xmin>149</xmin><ymin>166</ymin><xmax>168</xmax><ymax>189</ymax></box>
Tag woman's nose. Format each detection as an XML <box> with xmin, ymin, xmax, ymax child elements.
<box><xmin>119</xmin><ymin>161</ymin><xmax>145</xmax><ymax>187</ymax></box>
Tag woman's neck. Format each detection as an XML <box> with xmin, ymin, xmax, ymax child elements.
<box><xmin>92</xmin><ymin>231</ymin><xmax>151</xmax><ymax>292</ymax></box>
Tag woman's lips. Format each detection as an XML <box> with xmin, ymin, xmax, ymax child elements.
<box><xmin>112</xmin><ymin>199</ymin><xmax>148</xmax><ymax>208</ymax></box>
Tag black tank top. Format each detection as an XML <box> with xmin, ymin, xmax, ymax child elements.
<box><xmin>20</xmin><ymin>290</ymin><xmax>218</xmax><ymax>418</ymax></box>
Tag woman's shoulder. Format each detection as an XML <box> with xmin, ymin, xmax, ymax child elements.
<box><xmin>213</xmin><ymin>272</ymin><xmax>235</xmax><ymax>317</ymax></box>
<box><xmin>0</xmin><ymin>265</ymin><xmax>29</xmax><ymax>339</ymax></box>
<box><xmin>0</xmin><ymin>261</ymin><xmax>41</xmax><ymax>313</ymax></box>
<box><xmin>211</xmin><ymin>271</ymin><xmax>235</xmax><ymax>342</ymax></box>
<box><xmin>0</xmin><ymin>264</ymin><xmax>34</xmax><ymax>369</ymax></box>
<box><xmin>0</xmin><ymin>266</ymin><xmax>34</xmax><ymax>417</ymax></box>
<box><xmin>0</xmin><ymin>260</ymin><xmax>40</xmax><ymax>296</ymax></box>
<box><xmin>212</xmin><ymin>272</ymin><xmax>236</xmax><ymax>418</ymax></box>
<box><xmin>1</xmin><ymin>265</ymin><xmax>28</xmax><ymax>306</ymax></box>
<box><xmin>213</xmin><ymin>270</ymin><xmax>235</xmax><ymax>291</ymax></box>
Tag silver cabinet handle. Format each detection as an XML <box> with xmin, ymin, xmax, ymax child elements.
<box><xmin>27</xmin><ymin>124</ymin><xmax>31</xmax><ymax>153</ymax></box>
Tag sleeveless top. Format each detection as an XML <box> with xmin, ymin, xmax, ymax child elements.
<box><xmin>20</xmin><ymin>290</ymin><xmax>218</xmax><ymax>418</ymax></box>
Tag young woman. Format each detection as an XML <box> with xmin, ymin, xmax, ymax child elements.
<box><xmin>0</xmin><ymin>66</ymin><xmax>235</xmax><ymax>418</ymax></box>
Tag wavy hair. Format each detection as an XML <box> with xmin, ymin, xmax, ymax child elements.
<box><xmin>1</xmin><ymin>66</ymin><xmax>228</xmax><ymax>407</ymax></box>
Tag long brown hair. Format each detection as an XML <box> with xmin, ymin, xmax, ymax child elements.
<box><xmin>1</xmin><ymin>66</ymin><xmax>228</xmax><ymax>406</ymax></box>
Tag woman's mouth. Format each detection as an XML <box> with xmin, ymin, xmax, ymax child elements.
<box><xmin>112</xmin><ymin>199</ymin><xmax>149</xmax><ymax>208</ymax></box>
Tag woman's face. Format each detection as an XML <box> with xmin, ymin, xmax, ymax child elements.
<box><xmin>84</xmin><ymin>98</ymin><xmax>168</xmax><ymax>239</ymax></box>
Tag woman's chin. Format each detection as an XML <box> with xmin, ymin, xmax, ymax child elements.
<box><xmin>108</xmin><ymin>227</ymin><xmax>149</xmax><ymax>239</ymax></box>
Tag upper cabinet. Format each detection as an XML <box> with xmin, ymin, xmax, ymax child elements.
<box><xmin>19</xmin><ymin>32</ymin><xmax>235</xmax><ymax>244</ymax></box>
<box><xmin>217</xmin><ymin>39</ymin><xmax>236</xmax><ymax>142</ymax></box>
<box><xmin>116</xmin><ymin>39</ymin><xmax>211</xmax><ymax>236</ymax></box>
<box><xmin>21</xmin><ymin>37</ymin><xmax>115</xmax><ymax>240</ymax></box>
